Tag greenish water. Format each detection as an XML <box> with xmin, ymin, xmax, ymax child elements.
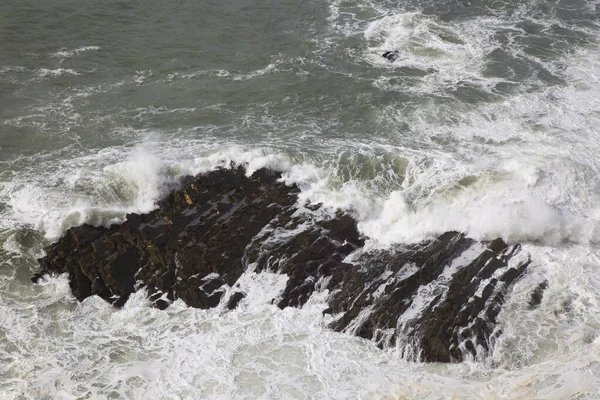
<box><xmin>2</xmin><ymin>0</ymin><xmax>600</xmax><ymax>398</ymax></box>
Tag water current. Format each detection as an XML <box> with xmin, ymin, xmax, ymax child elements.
<box><xmin>1</xmin><ymin>0</ymin><xmax>600</xmax><ymax>398</ymax></box>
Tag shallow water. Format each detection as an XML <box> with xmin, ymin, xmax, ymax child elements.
<box><xmin>1</xmin><ymin>0</ymin><xmax>600</xmax><ymax>398</ymax></box>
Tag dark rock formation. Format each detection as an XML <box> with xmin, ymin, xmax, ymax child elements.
<box><xmin>328</xmin><ymin>236</ymin><xmax>530</xmax><ymax>362</ymax></box>
<box><xmin>35</xmin><ymin>166</ymin><xmax>534</xmax><ymax>362</ymax></box>
<box><xmin>382</xmin><ymin>50</ymin><xmax>400</xmax><ymax>62</ymax></box>
<box><xmin>528</xmin><ymin>280</ymin><xmax>548</xmax><ymax>309</ymax></box>
<box><xmin>36</xmin><ymin>167</ymin><xmax>298</xmax><ymax>309</ymax></box>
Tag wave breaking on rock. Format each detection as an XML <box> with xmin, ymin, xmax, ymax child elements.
<box><xmin>34</xmin><ymin>166</ymin><xmax>539</xmax><ymax>362</ymax></box>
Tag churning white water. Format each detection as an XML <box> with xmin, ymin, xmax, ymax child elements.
<box><xmin>2</xmin><ymin>0</ymin><xmax>600</xmax><ymax>398</ymax></box>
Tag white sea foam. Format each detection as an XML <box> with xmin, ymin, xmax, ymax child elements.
<box><xmin>2</xmin><ymin>2</ymin><xmax>600</xmax><ymax>398</ymax></box>
<box><xmin>0</xmin><ymin>65</ymin><xmax>26</xmax><ymax>74</ymax></box>
<box><xmin>50</xmin><ymin>46</ymin><xmax>101</xmax><ymax>58</ymax></box>
<box><xmin>175</xmin><ymin>141</ymin><xmax>600</xmax><ymax>246</ymax></box>
<box><xmin>166</xmin><ymin>63</ymin><xmax>279</xmax><ymax>82</ymax></box>
<box><xmin>131</xmin><ymin>106</ymin><xmax>197</xmax><ymax>121</ymax></box>
<box><xmin>3</xmin><ymin>147</ymin><xmax>183</xmax><ymax>240</ymax></box>
<box><xmin>133</xmin><ymin>70</ymin><xmax>153</xmax><ymax>84</ymax></box>
<box><xmin>3</xmin><ymin>37</ymin><xmax>600</xmax><ymax>246</ymax></box>
<box><xmin>5</xmin><ymin>125</ymin><xmax>600</xmax><ymax>246</ymax></box>
<box><xmin>231</xmin><ymin>64</ymin><xmax>279</xmax><ymax>81</ymax></box>
<box><xmin>35</xmin><ymin>68</ymin><xmax>80</xmax><ymax>78</ymax></box>
<box><xmin>1</xmin><ymin>114</ymin><xmax>597</xmax><ymax>399</ymax></box>
<box><xmin>2</xmin><ymin>254</ymin><xmax>599</xmax><ymax>399</ymax></box>
<box><xmin>365</xmin><ymin>13</ymin><xmax>496</xmax><ymax>82</ymax></box>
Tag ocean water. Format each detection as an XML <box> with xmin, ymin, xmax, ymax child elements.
<box><xmin>1</xmin><ymin>0</ymin><xmax>600</xmax><ymax>398</ymax></box>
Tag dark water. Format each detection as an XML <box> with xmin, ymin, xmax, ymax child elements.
<box><xmin>1</xmin><ymin>0</ymin><xmax>594</xmax><ymax>156</ymax></box>
<box><xmin>1</xmin><ymin>0</ymin><xmax>600</xmax><ymax>398</ymax></box>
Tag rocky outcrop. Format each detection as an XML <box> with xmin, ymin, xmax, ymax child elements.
<box><xmin>34</xmin><ymin>166</ymin><xmax>537</xmax><ymax>362</ymax></box>
<box><xmin>35</xmin><ymin>167</ymin><xmax>298</xmax><ymax>309</ymax></box>
<box><xmin>382</xmin><ymin>50</ymin><xmax>400</xmax><ymax>62</ymax></box>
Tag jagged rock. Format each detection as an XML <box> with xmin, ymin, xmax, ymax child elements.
<box><xmin>37</xmin><ymin>167</ymin><xmax>298</xmax><ymax>307</ymax></box>
<box><xmin>382</xmin><ymin>50</ymin><xmax>400</xmax><ymax>62</ymax></box>
<box><xmin>226</xmin><ymin>292</ymin><xmax>246</xmax><ymax>310</ymax></box>
<box><xmin>35</xmin><ymin>166</ymin><xmax>532</xmax><ymax>362</ymax></box>
<box><xmin>528</xmin><ymin>280</ymin><xmax>549</xmax><ymax>309</ymax></box>
<box><xmin>246</xmin><ymin>209</ymin><xmax>364</xmax><ymax>308</ymax></box>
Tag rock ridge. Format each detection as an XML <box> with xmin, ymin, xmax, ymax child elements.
<box><xmin>34</xmin><ymin>166</ymin><xmax>539</xmax><ymax>362</ymax></box>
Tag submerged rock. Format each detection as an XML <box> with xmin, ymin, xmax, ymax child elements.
<box><xmin>35</xmin><ymin>166</ymin><xmax>533</xmax><ymax>362</ymax></box>
<box><xmin>382</xmin><ymin>50</ymin><xmax>400</xmax><ymax>62</ymax></box>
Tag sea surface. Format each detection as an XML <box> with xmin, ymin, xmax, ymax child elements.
<box><xmin>1</xmin><ymin>0</ymin><xmax>600</xmax><ymax>398</ymax></box>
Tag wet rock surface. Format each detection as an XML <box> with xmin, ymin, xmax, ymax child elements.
<box><xmin>35</xmin><ymin>167</ymin><xmax>535</xmax><ymax>362</ymax></box>
<box><xmin>382</xmin><ymin>50</ymin><xmax>400</xmax><ymax>62</ymax></box>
